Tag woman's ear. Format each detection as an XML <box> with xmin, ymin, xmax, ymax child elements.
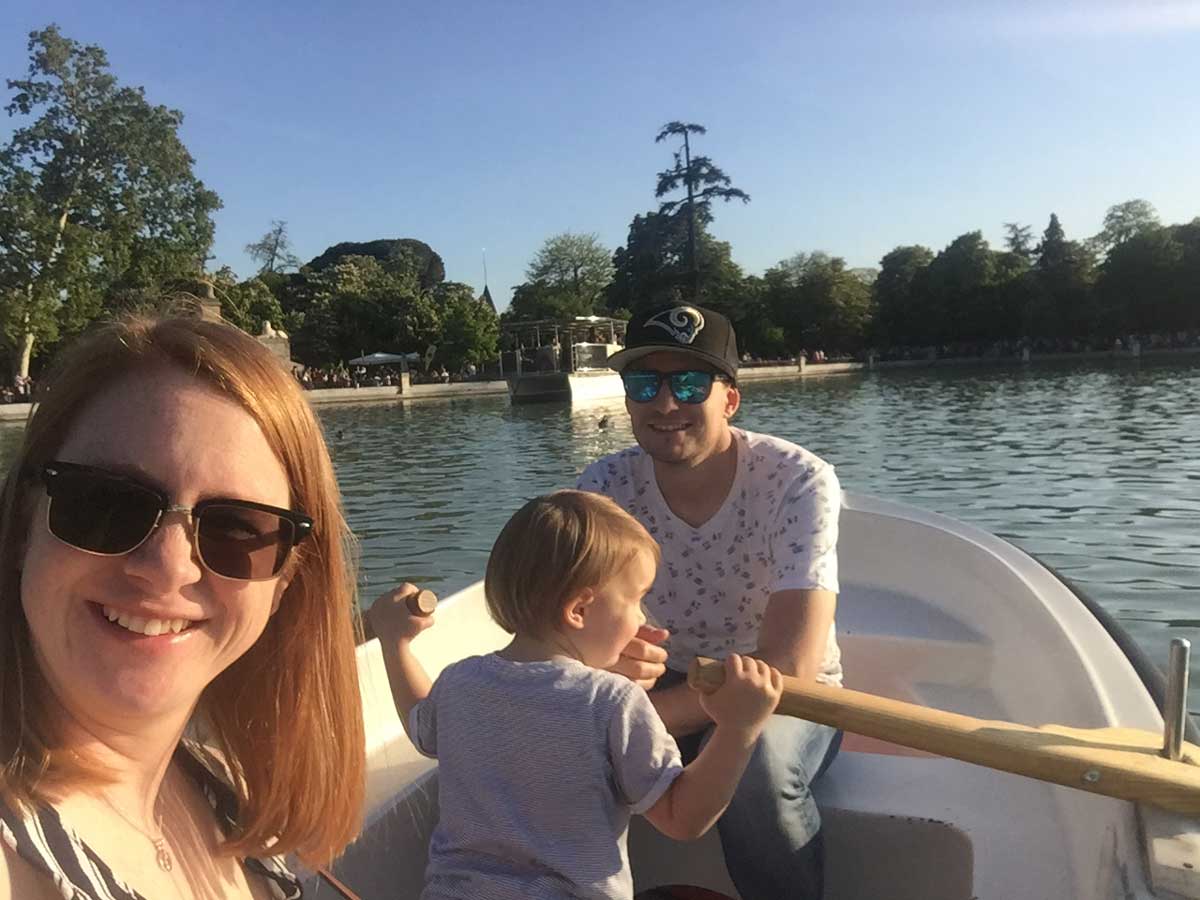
<box><xmin>561</xmin><ymin>588</ymin><xmax>594</xmax><ymax>632</ymax></box>
<box><xmin>270</xmin><ymin>573</ymin><xmax>293</xmax><ymax>616</ymax></box>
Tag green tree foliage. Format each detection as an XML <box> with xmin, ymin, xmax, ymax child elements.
<box><xmin>306</xmin><ymin>238</ymin><xmax>445</xmax><ymax>290</ymax></box>
<box><xmin>924</xmin><ymin>232</ymin><xmax>1001</xmax><ymax>342</ymax></box>
<box><xmin>434</xmin><ymin>281</ymin><xmax>499</xmax><ymax>370</ymax></box>
<box><xmin>1035</xmin><ymin>214</ymin><xmax>1096</xmax><ymax>338</ymax></box>
<box><xmin>872</xmin><ymin>246</ymin><xmax>934</xmax><ymax>346</ymax></box>
<box><xmin>508</xmin><ymin>232</ymin><xmax>613</xmax><ymax>319</ymax></box>
<box><xmin>0</xmin><ymin>25</ymin><xmax>221</xmax><ymax>377</ymax></box>
<box><xmin>210</xmin><ymin>267</ymin><xmax>285</xmax><ymax>336</ymax></box>
<box><xmin>245</xmin><ymin>220</ymin><xmax>301</xmax><ymax>273</ymax></box>
<box><xmin>1097</xmin><ymin>222</ymin><xmax>1196</xmax><ymax>334</ymax></box>
<box><xmin>286</xmin><ymin>255</ymin><xmax>439</xmax><ymax>366</ymax></box>
<box><xmin>607</xmin><ymin>212</ymin><xmax>746</xmax><ymax>315</ymax></box>
<box><xmin>763</xmin><ymin>253</ymin><xmax>872</xmax><ymax>354</ymax></box>
<box><xmin>1094</xmin><ymin>199</ymin><xmax>1160</xmax><ymax>254</ymax></box>
<box><xmin>1003</xmin><ymin>223</ymin><xmax>1035</xmax><ymax>261</ymax></box>
<box><xmin>505</xmin><ymin>280</ymin><xmax>576</xmax><ymax>321</ymax></box>
<box><xmin>653</xmin><ymin>122</ymin><xmax>749</xmax><ymax>300</ymax></box>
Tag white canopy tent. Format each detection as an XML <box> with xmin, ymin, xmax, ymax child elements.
<box><xmin>347</xmin><ymin>352</ymin><xmax>417</xmax><ymax>366</ymax></box>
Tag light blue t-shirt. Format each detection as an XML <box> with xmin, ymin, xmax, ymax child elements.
<box><xmin>410</xmin><ymin>654</ymin><xmax>683</xmax><ymax>900</ymax></box>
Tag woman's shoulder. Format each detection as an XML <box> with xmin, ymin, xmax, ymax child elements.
<box><xmin>0</xmin><ymin>807</ymin><xmax>78</xmax><ymax>900</ymax></box>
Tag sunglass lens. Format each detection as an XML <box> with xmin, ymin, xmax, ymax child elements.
<box><xmin>622</xmin><ymin>372</ymin><xmax>661</xmax><ymax>403</ymax></box>
<box><xmin>670</xmin><ymin>371</ymin><xmax>714</xmax><ymax>404</ymax></box>
<box><xmin>197</xmin><ymin>504</ymin><xmax>295</xmax><ymax>580</ymax></box>
<box><xmin>49</xmin><ymin>473</ymin><xmax>161</xmax><ymax>554</ymax></box>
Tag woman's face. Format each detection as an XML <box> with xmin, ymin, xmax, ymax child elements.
<box><xmin>20</xmin><ymin>366</ymin><xmax>293</xmax><ymax>732</ymax></box>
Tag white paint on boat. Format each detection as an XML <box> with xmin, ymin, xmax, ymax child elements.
<box><xmin>322</xmin><ymin>492</ymin><xmax>1200</xmax><ymax>899</ymax></box>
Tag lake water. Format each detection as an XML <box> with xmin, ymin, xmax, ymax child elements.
<box><xmin>3</xmin><ymin>358</ymin><xmax>1198</xmax><ymax>711</ymax></box>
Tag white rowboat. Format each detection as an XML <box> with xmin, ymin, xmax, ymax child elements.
<box><xmin>317</xmin><ymin>493</ymin><xmax>1200</xmax><ymax>899</ymax></box>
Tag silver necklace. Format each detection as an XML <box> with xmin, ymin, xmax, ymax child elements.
<box><xmin>97</xmin><ymin>794</ymin><xmax>174</xmax><ymax>872</ymax></box>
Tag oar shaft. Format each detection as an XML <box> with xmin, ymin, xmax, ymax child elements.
<box><xmin>688</xmin><ymin>657</ymin><xmax>1200</xmax><ymax>814</ymax></box>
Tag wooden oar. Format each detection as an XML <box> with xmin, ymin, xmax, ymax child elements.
<box><xmin>359</xmin><ymin>588</ymin><xmax>437</xmax><ymax>643</ymax></box>
<box><xmin>688</xmin><ymin>656</ymin><xmax>1200</xmax><ymax>814</ymax></box>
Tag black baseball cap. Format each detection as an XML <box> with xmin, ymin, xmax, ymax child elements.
<box><xmin>607</xmin><ymin>304</ymin><xmax>739</xmax><ymax>380</ymax></box>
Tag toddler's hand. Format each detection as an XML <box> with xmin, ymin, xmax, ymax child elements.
<box><xmin>697</xmin><ymin>654</ymin><xmax>782</xmax><ymax>734</ymax></box>
<box><xmin>367</xmin><ymin>583</ymin><xmax>435</xmax><ymax>644</ymax></box>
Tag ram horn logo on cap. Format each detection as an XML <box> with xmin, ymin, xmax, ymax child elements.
<box><xmin>645</xmin><ymin>306</ymin><xmax>705</xmax><ymax>344</ymax></box>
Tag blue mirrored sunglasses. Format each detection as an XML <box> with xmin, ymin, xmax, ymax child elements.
<box><xmin>621</xmin><ymin>369</ymin><xmax>730</xmax><ymax>404</ymax></box>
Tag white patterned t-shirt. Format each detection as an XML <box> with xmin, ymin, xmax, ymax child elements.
<box><xmin>577</xmin><ymin>428</ymin><xmax>843</xmax><ymax>685</ymax></box>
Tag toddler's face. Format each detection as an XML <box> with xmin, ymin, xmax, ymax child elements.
<box><xmin>577</xmin><ymin>548</ymin><xmax>656</xmax><ymax>669</ymax></box>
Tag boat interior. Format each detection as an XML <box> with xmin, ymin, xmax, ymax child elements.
<box><xmin>313</xmin><ymin>494</ymin><xmax>1199</xmax><ymax>900</ymax></box>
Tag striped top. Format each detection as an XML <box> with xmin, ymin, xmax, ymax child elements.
<box><xmin>0</xmin><ymin>741</ymin><xmax>302</xmax><ymax>900</ymax></box>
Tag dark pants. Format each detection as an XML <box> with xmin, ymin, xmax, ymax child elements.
<box><xmin>660</xmin><ymin>670</ymin><xmax>842</xmax><ymax>900</ymax></box>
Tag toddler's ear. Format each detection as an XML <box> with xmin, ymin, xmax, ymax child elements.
<box><xmin>561</xmin><ymin>589</ymin><xmax>595</xmax><ymax>631</ymax></box>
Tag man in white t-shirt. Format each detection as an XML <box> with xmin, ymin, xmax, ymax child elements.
<box><xmin>578</xmin><ymin>303</ymin><xmax>842</xmax><ymax>900</ymax></box>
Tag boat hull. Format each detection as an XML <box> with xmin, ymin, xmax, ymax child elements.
<box><xmin>507</xmin><ymin>370</ymin><xmax>625</xmax><ymax>404</ymax></box>
<box><xmin>321</xmin><ymin>493</ymin><xmax>1199</xmax><ymax>899</ymax></box>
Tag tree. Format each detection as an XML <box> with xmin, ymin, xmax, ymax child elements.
<box><xmin>516</xmin><ymin>232</ymin><xmax>613</xmax><ymax>317</ymax></box>
<box><xmin>306</xmin><ymin>238</ymin><xmax>445</xmax><ymax>290</ymax></box>
<box><xmin>607</xmin><ymin>211</ymin><xmax>744</xmax><ymax>316</ymax></box>
<box><xmin>764</xmin><ymin>252</ymin><xmax>872</xmax><ymax>354</ymax></box>
<box><xmin>210</xmin><ymin>267</ymin><xmax>285</xmax><ymax>336</ymax></box>
<box><xmin>922</xmin><ymin>232</ymin><xmax>1001</xmax><ymax>343</ymax></box>
<box><xmin>245</xmin><ymin>220</ymin><xmax>300</xmax><ymax>273</ymax></box>
<box><xmin>287</xmin><ymin>255</ymin><xmax>439</xmax><ymax>366</ymax></box>
<box><xmin>1003</xmin><ymin>223</ymin><xmax>1035</xmax><ymax>261</ymax></box>
<box><xmin>0</xmin><ymin>25</ymin><xmax>221</xmax><ymax>377</ymax></box>
<box><xmin>654</xmin><ymin>122</ymin><xmax>750</xmax><ymax>299</ymax></box>
<box><xmin>1036</xmin><ymin>214</ymin><xmax>1096</xmax><ymax>338</ymax></box>
<box><xmin>1097</xmin><ymin>226</ymin><xmax>1186</xmax><ymax>334</ymax></box>
<box><xmin>434</xmin><ymin>281</ymin><xmax>499</xmax><ymax>370</ymax></box>
<box><xmin>1094</xmin><ymin>199</ymin><xmax>1160</xmax><ymax>254</ymax></box>
<box><xmin>504</xmin><ymin>280</ymin><xmax>583</xmax><ymax>322</ymax></box>
<box><xmin>872</xmin><ymin>245</ymin><xmax>934</xmax><ymax>346</ymax></box>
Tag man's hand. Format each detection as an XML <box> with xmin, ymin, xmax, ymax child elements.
<box><xmin>609</xmin><ymin>624</ymin><xmax>670</xmax><ymax>689</ymax></box>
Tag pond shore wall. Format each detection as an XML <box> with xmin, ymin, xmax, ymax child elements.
<box><xmin>4</xmin><ymin>346</ymin><xmax>1198</xmax><ymax>424</ymax></box>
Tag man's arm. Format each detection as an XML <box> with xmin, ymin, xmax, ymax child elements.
<box><xmin>649</xmin><ymin>587</ymin><xmax>836</xmax><ymax>736</ymax></box>
<box><xmin>754</xmin><ymin>588</ymin><xmax>837</xmax><ymax>680</ymax></box>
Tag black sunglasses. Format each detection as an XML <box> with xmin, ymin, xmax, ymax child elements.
<box><xmin>621</xmin><ymin>369</ymin><xmax>731</xmax><ymax>405</ymax></box>
<box><xmin>40</xmin><ymin>461</ymin><xmax>312</xmax><ymax>581</ymax></box>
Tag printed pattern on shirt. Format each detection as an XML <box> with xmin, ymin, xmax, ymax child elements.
<box><xmin>578</xmin><ymin>428</ymin><xmax>843</xmax><ymax>684</ymax></box>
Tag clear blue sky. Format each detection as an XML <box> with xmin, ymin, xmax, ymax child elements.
<box><xmin>3</xmin><ymin>0</ymin><xmax>1198</xmax><ymax>310</ymax></box>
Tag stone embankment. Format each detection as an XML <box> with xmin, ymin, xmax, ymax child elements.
<box><xmin>3</xmin><ymin>346</ymin><xmax>1195</xmax><ymax>424</ymax></box>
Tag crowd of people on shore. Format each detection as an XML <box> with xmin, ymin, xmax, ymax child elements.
<box><xmin>872</xmin><ymin>330</ymin><xmax>1200</xmax><ymax>363</ymax></box>
<box><xmin>290</xmin><ymin>362</ymin><xmax>486</xmax><ymax>390</ymax></box>
<box><xmin>0</xmin><ymin>375</ymin><xmax>33</xmax><ymax>404</ymax></box>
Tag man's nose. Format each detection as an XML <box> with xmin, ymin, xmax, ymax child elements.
<box><xmin>648</xmin><ymin>380</ymin><xmax>680</xmax><ymax>412</ymax></box>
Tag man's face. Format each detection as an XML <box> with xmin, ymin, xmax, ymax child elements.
<box><xmin>623</xmin><ymin>351</ymin><xmax>740</xmax><ymax>467</ymax></box>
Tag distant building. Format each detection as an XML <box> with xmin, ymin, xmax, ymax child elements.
<box><xmin>478</xmin><ymin>285</ymin><xmax>496</xmax><ymax>313</ymax></box>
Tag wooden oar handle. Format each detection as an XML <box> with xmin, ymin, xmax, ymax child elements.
<box><xmin>359</xmin><ymin>588</ymin><xmax>438</xmax><ymax>643</ymax></box>
<box><xmin>688</xmin><ymin>656</ymin><xmax>728</xmax><ymax>693</ymax></box>
<box><xmin>406</xmin><ymin>589</ymin><xmax>438</xmax><ymax>617</ymax></box>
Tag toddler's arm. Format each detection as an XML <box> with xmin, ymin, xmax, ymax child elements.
<box><xmin>643</xmin><ymin>654</ymin><xmax>781</xmax><ymax>841</ymax></box>
<box><xmin>367</xmin><ymin>583</ymin><xmax>436</xmax><ymax>742</ymax></box>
